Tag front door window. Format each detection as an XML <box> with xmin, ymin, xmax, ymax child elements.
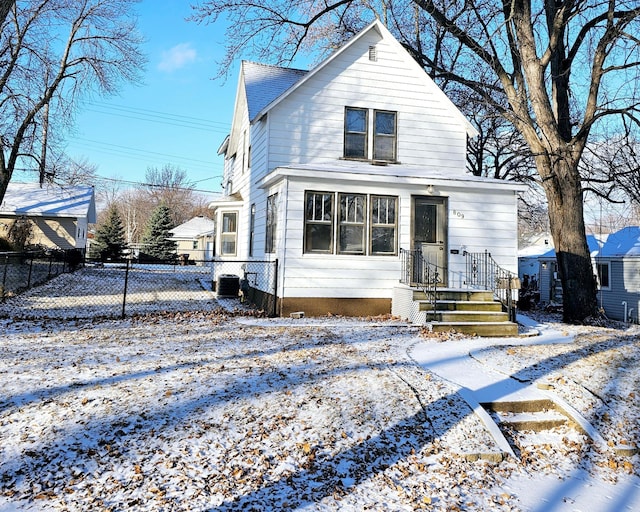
<box><xmin>412</xmin><ymin>197</ymin><xmax>447</xmax><ymax>285</ymax></box>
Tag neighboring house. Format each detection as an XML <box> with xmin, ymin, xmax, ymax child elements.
<box><xmin>595</xmin><ymin>226</ymin><xmax>640</xmax><ymax>323</ymax></box>
<box><xmin>169</xmin><ymin>216</ymin><xmax>216</xmax><ymax>263</ymax></box>
<box><xmin>211</xmin><ymin>20</ymin><xmax>526</xmax><ymax>318</ymax></box>
<box><xmin>537</xmin><ymin>234</ymin><xmax>604</xmax><ymax>306</ymax></box>
<box><xmin>518</xmin><ymin>232</ymin><xmax>553</xmax><ymax>285</ymax></box>
<box><xmin>0</xmin><ymin>182</ymin><xmax>96</xmax><ymax>251</ymax></box>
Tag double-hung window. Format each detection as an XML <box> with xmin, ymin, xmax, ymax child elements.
<box><xmin>344</xmin><ymin>107</ymin><xmax>368</xmax><ymax>159</ymax></box>
<box><xmin>373</xmin><ymin>111</ymin><xmax>397</xmax><ymax>161</ymax></box>
<box><xmin>265</xmin><ymin>194</ymin><xmax>277</xmax><ymax>253</ymax></box>
<box><xmin>304</xmin><ymin>192</ymin><xmax>334</xmax><ymax>253</ymax></box>
<box><xmin>370</xmin><ymin>195</ymin><xmax>397</xmax><ymax>254</ymax></box>
<box><xmin>344</xmin><ymin>107</ymin><xmax>397</xmax><ymax>162</ymax></box>
<box><xmin>220</xmin><ymin>212</ymin><xmax>238</xmax><ymax>256</ymax></box>
<box><xmin>304</xmin><ymin>191</ymin><xmax>397</xmax><ymax>256</ymax></box>
<box><xmin>338</xmin><ymin>194</ymin><xmax>366</xmax><ymax>254</ymax></box>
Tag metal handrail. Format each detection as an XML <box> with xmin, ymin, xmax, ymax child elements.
<box><xmin>464</xmin><ymin>250</ymin><xmax>519</xmax><ymax>321</ymax></box>
<box><xmin>400</xmin><ymin>248</ymin><xmax>441</xmax><ymax>313</ymax></box>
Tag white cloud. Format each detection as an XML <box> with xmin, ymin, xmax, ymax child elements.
<box><xmin>158</xmin><ymin>43</ymin><xmax>197</xmax><ymax>73</ymax></box>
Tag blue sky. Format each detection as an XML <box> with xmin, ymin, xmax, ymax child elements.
<box><xmin>65</xmin><ymin>0</ymin><xmax>238</xmax><ymax>195</ymax></box>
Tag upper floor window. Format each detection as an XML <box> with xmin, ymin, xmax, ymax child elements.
<box><xmin>344</xmin><ymin>107</ymin><xmax>368</xmax><ymax>159</ymax></box>
<box><xmin>344</xmin><ymin>107</ymin><xmax>397</xmax><ymax>162</ymax></box>
<box><xmin>373</xmin><ymin>111</ymin><xmax>397</xmax><ymax>161</ymax></box>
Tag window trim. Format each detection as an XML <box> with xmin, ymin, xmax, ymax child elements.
<box><xmin>265</xmin><ymin>194</ymin><xmax>277</xmax><ymax>254</ymax></box>
<box><xmin>304</xmin><ymin>191</ymin><xmax>335</xmax><ymax>254</ymax></box>
<box><xmin>303</xmin><ymin>191</ymin><xmax>398</xmax><ymax>256</ymax></box>
<box><xmin>338</xmin><ymin>193</ymin><xmax>366</xmax><ymax>255</ymax></box>
<box><xmin>370</xmin><ymin>195</ymin><xmax>398</xmax><ymax>256</ymax></box>
<box><xmin>344</xmin><ymin>107</ymin><xmax>368</xmax><ymax>160</ymax></box>
<box><xmin>596</xmin><ymin>261</ymin><xmax>610</xmax><ymax>290</ymax></box>
<box><xmin>373</xmin><ymin>110</ymin><xmax>397</xmax><ymax>162</ymax></box>
<box><xmin>220</xmin><ymin>211</ymin><xmax>238</xmax><ymax>257</ymax></box>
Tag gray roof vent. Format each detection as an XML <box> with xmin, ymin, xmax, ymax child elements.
<box><xmin>368</xmin><ymin>45</ymin><xmax>377</xmax><ymax>62</ymax></box>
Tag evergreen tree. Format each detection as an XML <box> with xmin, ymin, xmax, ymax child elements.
<box><xmin>90</xmin><ymin>206</ymin><xmax>127</xmax><ymax>261</ymax></box>
<box><xmin>140</xmin><ymin>203</ymin><xmax>177</xmax><ymax>261</ymax></box>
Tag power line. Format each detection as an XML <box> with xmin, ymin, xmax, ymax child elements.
<box><xmin>68</xmin><ymin>137</ymin><xmax>221</xmax><ymax>172</ymax></box>
<box><xmin>94</xmin><ymin>175</ymin><xmax>222</xmax><ymax>195</ymax></box>
<box><xmin>85</xmin><ymin>101</ymin><xmax>231</xmax><ymax>133</ymax></box>
<box><xmin>11</xmin><ymin>168</ymin><xmax>222</xmax><ymax>195</ymax></box>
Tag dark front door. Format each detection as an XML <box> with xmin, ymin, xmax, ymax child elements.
<box><xmin>412</xmin><ymin>196</ymin><xmax>447</xmax><ymax>285</ymax></box>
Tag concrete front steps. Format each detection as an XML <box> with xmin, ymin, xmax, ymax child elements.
<box><xmin>481</xmin><ymin>398</ymin><xmax>590</xmax><ymax>459</ymax></box>
<box><xmin>421</xmin><ymin>289</ymin><xmax>518</xmax><ymax>337</ymax></box>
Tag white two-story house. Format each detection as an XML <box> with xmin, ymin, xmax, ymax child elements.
<box><xmin>210</xmin><ymin>19</ymin><xmax>525</xmax><ymax>322</ymax></box>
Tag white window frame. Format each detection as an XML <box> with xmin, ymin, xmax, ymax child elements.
<box><xmin>265</xmin><ymin>194</ymin><xmax>277</xmax><ymax>254</ymax></box>
<box><xmin>304</xmin><ymin>191</ymin><xmax>398</xmax><ymax>256</ymax></box>
<box><xmin>344</xmin><ymin>107</ymin><xmax>397</xmax><ymax>162</ymax></box>
<box><xmin>220</xmin><ymin>211</ymin><xmax>238</xmax><ymax>256</ymax></box>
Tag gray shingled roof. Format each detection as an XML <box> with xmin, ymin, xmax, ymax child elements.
<box><xmin>243</xmin><ymin>61</ymin><xmax>308</xmax><ymax>121</ymax></box>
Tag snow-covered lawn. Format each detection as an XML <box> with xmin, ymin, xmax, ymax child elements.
<box><xmin>0</xmin><ymin>294</ymin><xmax>638</xmax><ymax>510</ymax></box>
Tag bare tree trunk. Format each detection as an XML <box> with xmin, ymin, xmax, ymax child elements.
<box><xmin>0</xmin><ymin>0</ymin><xmax>14</xmax><ymax>26</ymax></box>
<box><xmin>542</xmin><ymin>157</ymin><xmax>599</xmax><ymax>323</ymax></box>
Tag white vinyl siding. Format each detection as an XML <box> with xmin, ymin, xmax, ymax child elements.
<box><xmin>265</xmin><ymin>29</ymin><xmax>467</xmax><ymax>173</ymax></box>
<box><xmin>278</xmin><ymin>177</ymin><xmax>519</xmax><ymax>300</ymax></box>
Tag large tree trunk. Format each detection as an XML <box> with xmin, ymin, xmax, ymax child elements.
<box><xmin>542</xmin><ymin>158</ymin><xmax>599</xmax><ymax>323</ymax></box>
<box><xmin>0</xmin><ymin>1</ymin><xmax>14</xmax><ymax>26</ymax></box>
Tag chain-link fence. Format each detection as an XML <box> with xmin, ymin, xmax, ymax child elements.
<box><xmin>0</xmin><ymin>257</ymin><xmax>278</xmax><ymax>321</ymax></box>
<box><xmin>1</xmin><ymin>250</ymin><xmax>83</xmax><ymax>301</ymax></box>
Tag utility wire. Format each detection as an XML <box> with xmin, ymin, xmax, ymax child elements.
<box><xmin>71</xmin><ymin>137</ymin><xmax>217</xmax><ymax>166</ymax></box>
<box><xmin>12</xmin><ymin>168</ymin><xmax>222</xmax><ymax>195</ymax></box>
<box><xmin>85</xmin><ymin>101</ymin><xmax>231</xmax><ymax>133</ymax></box>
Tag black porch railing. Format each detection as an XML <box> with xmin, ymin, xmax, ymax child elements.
<box><xmin>464</xmin><ymin>250</ymin><xmax>520</xmax><ymax>321</ymax></box>
<box><xmin>399</xmin><ymin>248</ymin><xmax>520</xmax><ymax>322</ymax></box>
<box><xmin>399</xmin><ymin>248</ymin><xmax>441</xmax><ymax>313</ymax></box>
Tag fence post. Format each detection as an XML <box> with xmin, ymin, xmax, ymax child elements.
<box><xmin>27</xmin><ymin>254</ymin><xmax>34</xmax><ymax>288</ymax></box>
<box><xmin>272</xmin><ymin>259</ymin><xmax>278</xmax><ymax>317</ymax></box>
<box><xmin>121</xmin><ymin>260</ymin><xmax>130</xmax><ymax>319</ymax></box>
<box><xmin>1</xmin><ymin>254</ymin><xmax>8</xmax><ymax>301</ymax></box>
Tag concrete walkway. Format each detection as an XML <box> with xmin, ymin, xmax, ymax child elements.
<box><xmin>409</xmin><ymin>315</ymin><xmax>607</xmax><ymax>458</ymax></box>
<box><xmin>409</xmin><ymin>316</ymin><xmax>640</xmax><ymax>512</ymax></box>
<box><xmin>410</xmin><ymin>314</ymin><xmax>573</xmax><ymax>403</ymax></box>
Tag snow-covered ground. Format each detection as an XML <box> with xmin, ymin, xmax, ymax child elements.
<box><xmin>0</xmin><ymin>270</ymin><xmax>638</xmax><ymax>511</ymax></box>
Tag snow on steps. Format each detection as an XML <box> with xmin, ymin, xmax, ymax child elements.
<box><xmin>392</xmin><ymin>286</ymin><xmax>518</xmax><ymax>337</ymax></box>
